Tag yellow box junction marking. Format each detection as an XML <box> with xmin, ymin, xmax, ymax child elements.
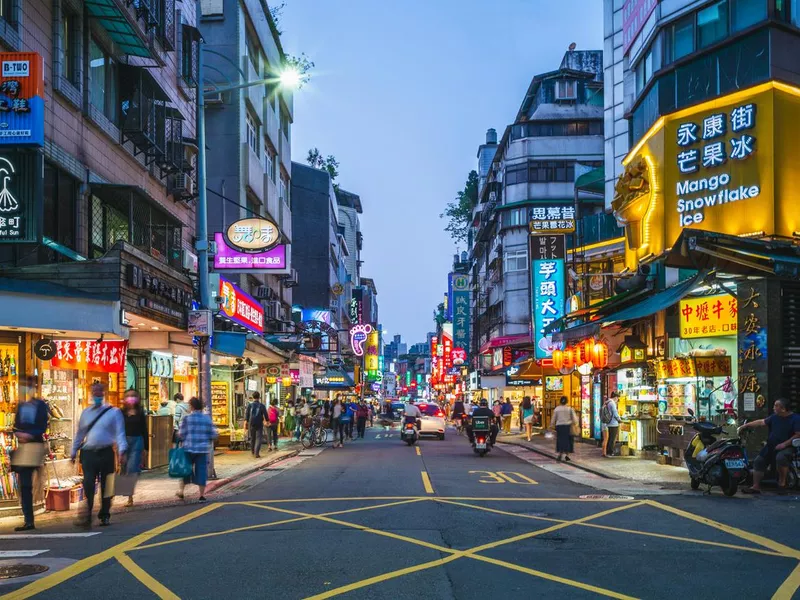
<box><xmin>772</xmin><ymin>562</ymin><xmax>800</xmax><ymax>600</ymax></box>
<box><xmin>469</xmin><ymin>470</ymin><xmax>538</xmax><ymax>484</ymax></box>
<box><xmin>116</xmin><ymin>553</ymin><xmax>180</xmax><ymax>600</ymax></box>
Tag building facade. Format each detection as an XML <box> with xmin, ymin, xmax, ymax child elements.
<box><xmin>199</xmin><ymin>0</ymin><xmax>295</xmax><ymax>330</ymax></box>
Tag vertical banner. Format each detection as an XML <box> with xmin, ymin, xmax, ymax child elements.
<box><xmin>737</xmin><ymin>279</ymin><xmax>770</xmax><ymax>419</ymax></box>
<box><xmin>452</xmin><ymin>273</ymin><xmax>471</xmax><ymax>358</ymax></box>
<box><xmin>442</xmin><ymin>323</ymin><xmax>453</xmax><ymax>370</ymax></box>
<box><xmin>365</xmin><ymin>328</ymin><xmax>380</xmax><ymax>379</ymax></box>
<box><xmin>531</xmin><ymin>235</ymin><xmax>566</xmax><ymax>359</ymax></box>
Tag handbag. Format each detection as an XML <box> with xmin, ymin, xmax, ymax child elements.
<box><xmin>570</xmin><ymin>410</ymin><xmax>580</xmax><ymax>437</ymax></box>
<box><xmin>10</xmin><ymin>442</ymin><xmax>47</xmax><ymax>469</ymax></box>
<box><xmin>168</xmin><ymin>447</ymin><xmax>193</xmax><ymax>479</ymax></box>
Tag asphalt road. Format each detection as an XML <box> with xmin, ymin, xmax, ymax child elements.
<box><xmin>1</xmin><ymin>427</ymin><xmax>798</xmax><ymax>600</ymax></box>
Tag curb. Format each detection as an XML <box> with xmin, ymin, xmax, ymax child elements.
<box><xmin>497</xmin><ymin>438</ymin><xmax>621</xmax><ymax>480</ymax></box>
<box><xmin>205</xmin><ymin>448</ymin><xmax>301</xmax><ymax>495</ymax></box>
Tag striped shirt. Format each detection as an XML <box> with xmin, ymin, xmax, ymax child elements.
<box><xmin>178</xmin><ymin>411</ymin><xmax>218</xmax><ymax>454</ymax></box>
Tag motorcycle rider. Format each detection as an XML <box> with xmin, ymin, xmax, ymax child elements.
<box><xmin>403</xmin><ymin>398</ymin><xmax>423</xmax><ymax>430</ymax></box>
<box><xmin>466</xmin><ymin>399</ymin><xmax>499</xmax><ymax>446</ymax></box>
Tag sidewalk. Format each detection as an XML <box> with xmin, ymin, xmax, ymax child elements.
<box><xmin>498</xmin><ymin>431</ymin><xmax>688</xmax><ymax>488</ymax></box>
<box><xmin>0</xmin><ymin>440</ymin><xmax>301</xmax><ymax>529</ymax></box>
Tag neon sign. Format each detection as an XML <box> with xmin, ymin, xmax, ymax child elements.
<box><xmin>350</xmin><ymin>323</ymin><xmax>372</xmax><ymax>356</ymax></box>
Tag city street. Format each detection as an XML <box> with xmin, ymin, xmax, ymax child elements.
<box><xmin>1</xmin><ymin>428</ymin><xmax>798</xmax><ymax>600</ymax></box>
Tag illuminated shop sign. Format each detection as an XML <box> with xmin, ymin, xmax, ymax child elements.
<box><xmin>218</xmin><ymin>276</ymin><xmax>264</xmax><ymax>334</ymax></box>
<box><xmin>674</xmin><ymin>103</ymin><xmax>759</xmax><ymax>227</ymax></box>
<box><xmin>679</xmin><ymin>294</ymin><xmax>738</xmax><ymax>339</ymax></box>
<box><xmin>0</xmin><ymin>53</ymin><xmax>44</xmax><ymax>146</ymax></box>
<box><xmin>350</xmin><ymin>323</ymin><xmax>372</xmax><ymax>356</ymax></box>
<box><xmin>528</xmin><ymin>205</ymin><xmax>576</xmax><ymax>234</ymax></box>
<box><xmin>225</xmin><ymin>217</ymin><xmax>280</xmax><ymax>253</ymax></box>
<box><xmin>530</xmin><ymin>235</ymin><xmax>565</xmax><ymax>359</ymax></box>
<box><xmin>0</xmin><ymin>151</ymin><xmax>41</xmax><ymax>243</ymax></box>
<box><xmin>452</xmin><ymin>273</ymin><xmax>470</xmax><ymax>357</ymax></box>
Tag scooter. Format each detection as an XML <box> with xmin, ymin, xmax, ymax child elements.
<box><xmin>684</xmin><ymin>412</ymin><xmax>748</xmax><ymax>496</ymax></box>
<box><xmin>471</xmin><ymin>415</ymin><xmax>493</xmax><ymax>457</ymax></box>
<box><xmin>740</xmin><ymin>429</ymin><xmax>800</xmax><ymax>490</ymax></box>
<box><xmin>401</xmin><ymin>417</ymin><xmax>419</xmax><ymax>446</ymax></box>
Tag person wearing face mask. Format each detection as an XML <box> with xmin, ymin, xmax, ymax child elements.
<box><xmin>71</xmin><ymin>383</ymin><xmax>127</xmax><ymax>527</ymax></box>
<box><xmin>122</xmin><ymin>389</ymin><xmax>148</xmax><ymax>506</ymax></box>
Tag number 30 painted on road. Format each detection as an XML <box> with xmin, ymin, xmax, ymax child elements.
<box><xmin>469</xmin><ymin>471</ymin><xmax>538</xmax><ymax>484</ymax></box>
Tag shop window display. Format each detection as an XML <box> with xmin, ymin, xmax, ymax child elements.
<box><xmin>0</xmin><ymin>342</ymin><xmax>20</xmax><ymax>501</ymax></box>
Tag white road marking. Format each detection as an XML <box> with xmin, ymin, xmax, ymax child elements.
<box><xmin>0</xmin><ymin>532</ymin><xmax>101</xmax><ymax>540</ymax></box>
<box><xmin>0</xmin><ymin>550</ymin><xmax>50</xmax><ymax>557</ymax></box>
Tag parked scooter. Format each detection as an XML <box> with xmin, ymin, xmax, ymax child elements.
<box><xmin>401</xmin><ymin>417</ymin><xmax>419</xmax><ymax>446</ymax></box>
<box><xmin>471</xmin><ymin>415</ymin><xmax>493</xmax><ymax>457</ymax></box>
<box><xmin>684</xmin><ymin>410</ymin><xmax>748</xmax><ymax>496</ymax></box>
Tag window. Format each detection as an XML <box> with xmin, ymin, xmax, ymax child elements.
<box><xmin>665</xmin><ymin>14</ymin><xmax>695</xmax><ymax>64</ymax></box>
<box><xmin>181</xmin><ymin>24</ymin><xmax>199</xmax><ymax>86</ymax></box>
<box><xmin>528</xmin><ymin>160</ymin><xmax>576</xmax><ymax>182</ymax></box>
<box><xmin>279</xmin><ymin>177</ymin><xmax>287</xmax><ymax>202</ymax></box>
<box><xmin>698</xmin><ymin>0</ymin><xmax>729</xmax><ymax>48</ymax></box>
<box><xmin>731</xmin><ymin>0</ymin><xmax>765</xmax><ymax>31</ymax></box>
<box><xmin>90</xmin><ymin>195</ymin><xmax>129</xmax><ymax>258</ymax></box>
<box><xmin>245</xmin><ymin>33</ymin><xmax>260</xmax><ymax>74</ymax></box>
<box><xmin>89</xmin><ymin>39</ymin><xmax>118</xmax><ymax>123</ymax></box>
<box><xmin>555</xmin><ymin>79</ymin><xmax>577</xmax><ymax>100</ymax></box>
<box><xmin>505</xmin><ymin>164</ymin><xmax>528</xmax><ymax>185</ymax></box>
<box><xmin>158</xmin><ymin>0</ymin><xmax>176</xmax><ymax>49</ymax></box>
<box><xmin>502</xmin><ymin>207</ymin><xmax>527</xmax><ymax>228</ymax></box>
<box><xmin>522</xmin><ymin>121</ymin><xmax>602</xmax><ymax>137</ymax></box>
<box><xmin>0</xmin><ymin>0</ymin><xmax>13</xmax><ymax>25</ymax></box>
<box><xmin>503</xmin><ymin>249</ymin><xmax>528</xmax><ymax>273</ymax></box>
<box><xmin>61</xmin><ymin>11</ymin><xmax>78</xmax><ymax>85</ymax></box>
<box><xmin>43</xmin><ymin>165</ymin><xmax>77</xmax><ymax>250</ymax></box>
<box><xmin>246</xmin><ymin>112</ymin><xmax>259</xmax><ymax>157</ymax></box>
<box><xmin>265</xmin><ymin>148</ymin><xmax>275</xmax><ymax>182</ymax></box>
<box><xmin>636</xmin><ymin>49</ymin><xmax>655</xmax><ymax>95</ymax></box>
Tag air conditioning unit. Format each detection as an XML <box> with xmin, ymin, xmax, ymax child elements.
<box><xmin>181</xmin><ymin>249</ymin><xmax>198</xmax><ymax>274</ymax></box>
<box><xmin>253</xmin><ymin>285</ymin><xmax>269</xmax><ymax>299</ymax></box>
<box><xmin>265</xmin><ymin>300</ymin><xmax>281</xmax><ymax>320</ymax></box>
<box><xmin>204</xmin><ymin>87</ymin><xmax>224</xmax><ymax>105</ymax></box>
<box><xmin>169</xmin><ymin>171</ymin><xmax>195</xmax><ymax>201</ymax></box>
<box><xmin>281</xmin><ymin>268</ymin><xmax>299</xmax><ymax>288</ymax></box>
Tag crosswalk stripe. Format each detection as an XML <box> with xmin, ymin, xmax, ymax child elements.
<box><xmin>0</xmin><ymin>533</ymin><xmax>101</xmax><ymax>540</ymax></box>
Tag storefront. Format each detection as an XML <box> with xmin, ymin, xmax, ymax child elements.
<box><xmin>313</xmin><ymin>368</ymin><xmax>355</xmax><ymax>399</ymax></box>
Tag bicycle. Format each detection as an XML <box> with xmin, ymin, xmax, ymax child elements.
<box><xmin>300</xmin><ymin>417</ymin><xmax>329</xmax><ymax>449</ymax></box>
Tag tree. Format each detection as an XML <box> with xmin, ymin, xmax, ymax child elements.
<box><xmin>307</xmin><ymin>148</ymin><xmax>341</xmax><ymax>190</ymax></box>
<box><xmin>268</xmin><ymin>1</ymin><xmax>286</xmax><ymax>35</ymax></box>
<box><xmin>441</xmin><ymin>170</ymin><xmax>479</xmax><ymax>245</ymax></box>
<box><xmin>284</xmin><ymin>53</ymin><xmax>314</xmax><ymax>88</ymax></box>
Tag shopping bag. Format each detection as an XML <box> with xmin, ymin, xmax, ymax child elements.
<box><xmin>168</xmin><ymin>447</ymin><xmax>193</xmax><ymax>479</ymax></box>
<box><xmin>103</xmin><ymin>473</ymin><xmax>116</xmax><ymax>498</ymax></box>
<box><xmin>114</xmin><ymin>473</ymin><xmax>139</xmax><ymax>497</ymax></box>
<box><xmin>10</xmin><ymin>442</ymin><xmax>46</xmax><ymax>470</ymax></box>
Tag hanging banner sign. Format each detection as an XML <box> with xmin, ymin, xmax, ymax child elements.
<box><xmin>452</xmin><ymin>273</ymin><xmax>470</xmax><ymax>359</ymax></box>
<box><xmin>214</xmin><ymin>233</ymin><xmax>289</xmax><ymax>273</ymax></box>
<box><xmin>365</xmin><ymin>329</ymin><xmax>379</xmax><ymax>374</ymax></box>
<box><xmin>225</xmin><ymin>217</ymin><xmax>280</xmax><ymax>252</ymax></box>
<box><xmin>218</xmin><ymin>276</ymin><xmax>264</xmax><ymax>334</ymax></box>
<box><xmin>0</xmin><ymin>52</ymin><xmax>44</xmax><ymax>146</ymax></box>
<box><xmin>531</xmin><ymin>234</ymin><xmax>566</xmax><ymax>359</ymax></box>
<box><xmin>50</xmin><ymin>340</ymin><xmax>129</xmax><ymax>373</ymax></box>
<box><xmin>655</xmin><ymin>356</ymin><xmax>732</xmax><ymax>379</ymax></box>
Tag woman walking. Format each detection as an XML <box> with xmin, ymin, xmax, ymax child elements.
<box><xmin>267</xmin><ymin>399</ymin><xmax>281</xmax><ymax>451</ymax></box>
<box><xmin>552</xmin><ymin>396</ymin><xmax>578</xmax><ymax>462</ymax></box>
<box><xmin>600</xmin><ymin>396</ymin><xmax>610</xmax><ymax>457</ymax></box>
<box><xmin>122</xmin><ymin>390</ymin><xmax>148</xmax><ymax>507</ymax></box>
<box><xmin>519</xmin><ymin>397</ymin><xmax>535</xmax><ymax>441</ymax></box>
<box><xmin>332</xmin><ymin>398</ymin><xmax>345</xmax><ymax>448</ymax></box>
<box><xmin>177</xmin><ymin>397</ymin><xmax>218</xmax><ymax>503</ymax></box>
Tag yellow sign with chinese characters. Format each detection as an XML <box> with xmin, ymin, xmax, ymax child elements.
<box><xmin>655</xmin><ymin>356</ymin><xmax>732</xmax><ymax>379</ymax></box>
<box><xmin>365</xmin><ymin>329</ymin><xmax>379</xmax><ymax>372</ymax></box>
<box><xmin>678</xmin><ymin>294</ymin><xmax>738</xmax><ymax>339</ymax></box>
<box><xmin>614</xmin><ymin>81</ymin><xmax>800</xmax><ymax>270</ymax></box>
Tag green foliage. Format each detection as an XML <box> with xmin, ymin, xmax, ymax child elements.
<box><xmin>307</xmin><ymin>148</ymin><xmax>341</xmax><ymax>190</ymax></box>
<box><xmin>284</xmin><ymin>53</ymin><xmax>314</xmax><ymax>88</ymax></box>
<box><xmin>268</xmin><ymin>1</ymin><xmax>286</xmax><ymax>35</ymax></box>
<box><xmin>440</xmin><ymin>170</ymin><xmax>479</xmax><ymax>245</ymax></box>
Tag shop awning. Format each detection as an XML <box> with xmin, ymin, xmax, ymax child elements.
<box><xmin>666</xmin><ymin>229</ymin><xmax>800</xmax><ymax>277</ymax></box>
<box><xmin>84</xmin><ymin>0</ymin><xmax>153</xmax><ymax>58</ymax></box>
<box><xmin>575</xmin><ymin>166</ymin><xmax>605</xmax><ymax>195</ymax></box>
<box><xmin>245</xmin><ymin>335</ymin><xmax>288</xmax><ymax>363</ymax></box>
<box><xmin>548</xmin><ymin>287</ymin><xmax>652</xmax><ymax>342</ymax></box>
<box><xmin>479</xmin><ymin>333</ymin><xmax>532</xmax><ymax>355</ymax></box>
<box><xmin>552</xmin><ymin>270</ymin><xmax>708</xmax><ymax>343</ymax></box>
<box><xmin>313</xmin><ymin>368</ymin><xmax>355</xmax><ymax>390</ymax></box>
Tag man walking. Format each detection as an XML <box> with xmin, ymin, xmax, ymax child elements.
<box><xmin>501</xmin><ymin>398</ymin><xmax>513</xmax><ymax>434</ymax></box>
<box><xmin>356</xmin><ymin>400</ymin><xmax>369</xmax><ymax>438</ymax></box>
<box><xmin>12</xmin><ymin>376</ymin><xmax>48</xmax><ymax>531</ymax></box>
<box><xmin>172</xmin><ymin>393</ymin><xmax>189</xmax><ymax>444</ymax></box>
<box><xmin>245</xmin><ymin>392</ymin><xmax>267</xmax><ymax>458</ymax></box>
<box><xmin>604</xmin><ymin>392</ymin><xmax>621</xmax><ymax>457</ymax></box>
<box><xmin>71</xmin><ymin>383</ymin><xmax>127</xmax><ymax>527</ymax></box>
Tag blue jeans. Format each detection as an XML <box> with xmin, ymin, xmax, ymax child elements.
<box><xmin>183</xmin><ymin>452</ymin><xmax>208</xmax><ymax>487</ymax></box>
<box><xmin>126</xmin><ymin>436</ymin><xmax>144</xmax><ymax>474</ymax></box>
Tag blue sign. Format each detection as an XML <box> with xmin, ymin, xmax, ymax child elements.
<box><xmin>452</xmin><ymin>273</ymin><xmax>470</xmax><ymax>356</ymax></box>
<box><xmin>0</xmin><ymin>53</ymin><xmax>45</xmax><ymax>147</ymax></box>
<box><xmin>532</xmin><ymin>258</ymin><xmax>565</xmax><ymax>359</ymax></box>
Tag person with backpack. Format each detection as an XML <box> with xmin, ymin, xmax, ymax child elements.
<box><xmin>245</xmin><ymin>392</ymin><xmax>267</xmax><ymax>458</ymax></box>
<box><xmin>267</xmin><ymin>399</ymin><xmax>281</xmax><ymax>451</ymax></box>
<box><xmin>356</xmin><ymin>400</ymin><xmax>369</xmax><ymax>438</ymax></box>
<box><xmin>601</xmin><ymin>392</ymin><xmax>621</xmax><ymax>457</ymax></box>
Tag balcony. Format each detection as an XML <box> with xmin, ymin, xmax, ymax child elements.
<box><xmin>243</xmin><ymin>56</ymin><xmax>265</xmax><ymax>112</ymax></box>
<box><xmin>85</xmin><ymin>0</ymin><xmax>153</xmax><ymax>58</ymax></box>
<box><xmin>243</xmin><ymin>143</ymin><xmax>265</xmax><ymax>203</ymax></box>
<box><xmin>572</xmin><ymin>212</ymin><xmax>624</xmax><ymax>248</ymax></box>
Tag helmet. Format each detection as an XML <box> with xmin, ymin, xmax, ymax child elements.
<box><xmin>479</xmin><ymin>399</ymin><xmax>489</xmax><ymax>407</ymax></box>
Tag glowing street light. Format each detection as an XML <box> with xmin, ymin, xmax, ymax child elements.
<box><xmin>278</xmin><ymin>67</ymin><xmax>302</xmax><ymax>90</ymax></box>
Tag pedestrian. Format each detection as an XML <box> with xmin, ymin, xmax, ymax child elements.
<box><xmin>501</xmin><ymin>398</ymin><xmax>513</xmax><ymax>434</ymax></box>
<box><xmin>172</xmin><ymin>393</ymin><xmax>189</xmax><ymax>444</ymax></box>
<box><xmin>122</xmin><ymin>389</ymin><xmax>148</xmax><ymax>507</ymax></box>
<box><xmin>177</xmin><ymin>397</ymin><xmax>218</xmax><ymax>503</ymax></box>
<box><xmin>520</xmin><ymin>396</ymin><xmax>534</xmax><ymax>441</ymax></box>
<box><xmin>267</xmin><ymin>399</ymin><xmax>281</xmax><ymax>451</ymax></box>
<box><xmin>740</xmin><ymin>398</ymin><xmax>800</xmax><ymax>494</ymax></box>
<box><xmin>11</xmin><ymin>375</ymin><xmax>48</xmax><ymax>531</ymax></box>
<box><xmin>156</xmin><ymin>399</ymin><xmax>172</xmax><ymax>416</ymax></box>
<box><xmin>605</xmin><ymin>392</ymin><xmax>621</xmax><ymax>457</ymax></box>
<box><xmin>492</xmin><ymin>400</ymin><xmax>502</xmax><ymax>428</ymax></box>
<box><xmin>71</xmin><ymin>382</ymin><xmax>127</xmax><ymax>527</ymax></box>
<box><xmin>294</xmin><ymin>400</ymin><xmax>304</xmax><ymax>440</ymax></box>
<box><xmin>245</xmin><ymin>392</ymin><xmax>267</xmax><ymax>458</ymax></box>
<box><xmin>599</xmin><ymin>395</ymin><xmax>612</xmax><ymax>457</ymax></box>
<box><xmin>284</xmin><ymin>400</ymin><xmax>296</xmax><ymax>441</ymax></box>
<box><xmin>332</xmin><ymin>398</ymin><xmax>345</xmax><ymax>448</ymax></box>
<box><xmin>552</xmin><ymin>395</ymin><xmax>578</xmax><ymax>462</ymax></box>
<box><xmin>369</xmin><ymin>401</ymin><xmax>375</xmax><ymax>427</ymax></box>
<box><xmin>342</xmin><ymin>400</ymin><xmax>355</xmax><ymax>441</ymax></box>
<box><xmin>356</xmin><ymin>400</ymin><xmax>369</xmax><ymax>438</ymax></box>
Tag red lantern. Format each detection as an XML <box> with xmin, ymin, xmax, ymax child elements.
<box><xmin>577</xmin><ymin>339</ymin><xmax>593</xmax><ymax>365</ymax></box>
<box><xmin>552</xmin><ymin>349</ymin><xmax>564</xmax><ymax>370</ymax></box>
<box><xmin>592</xmin><ymin>341</ymin><xmax>609</xmax><ymax>368</ymax></box>
<box><xmin>563</xmin><ymin>347</ymin><xmax>575</xmax><ymax>370</ymax></box>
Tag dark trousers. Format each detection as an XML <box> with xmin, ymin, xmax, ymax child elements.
<box><xmin>606</xmin><ymin>426</ymin><xmax>619</xmax><ymax>456</ymax></box>
<box><xmin>356</xmin><ymin>417</ymin><xmax>367</xmax><ymax>438</ymax></box>
<box><xmin>346</xmin><ymin>420</ymin><xmax>354</xmax><ymax>439</ymax></box>
<box><xmin>251</xmin><ymin>427</ymin><xmax>263</xmax><ymax>456</ymax></box>
<box><xmin>17</xmin><ymin>467</ymin><xmax>35</xmax><ymax>525</ymax></box>
<box><xmin>334</xmin><ymin>418</ymin><xmax>345</xmax><ymax>443</ymax></box>
<box><xmin>268</xmin><ymin>424</ymin><xmax>279</xmax><ymax>447</ymax></box>
<box><xmin>80</xmin><ymin>447</ymin><xmax>115</xmax><ymax>520</ymax></box>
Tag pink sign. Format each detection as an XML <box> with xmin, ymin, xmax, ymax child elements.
<box><xmin>214</xmin><ymin>233</ymin><xmax>287</xmax><ymax>270</ymax></box>
<box><xmin>622</xmin><ymin>0</ymin><xmax>658</xmax><ymax>54</ymax></box>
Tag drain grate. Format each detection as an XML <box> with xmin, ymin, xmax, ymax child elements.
<box><xmin>0</xmin><ymin>564</ymin><xmax>49</xmax><ymax>580</ymax></box>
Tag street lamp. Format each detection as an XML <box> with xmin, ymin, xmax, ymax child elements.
<box><xmin>194</xmin><ymin>2</ymin><xmax>301</xmax><ymax>476</ymax></box>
